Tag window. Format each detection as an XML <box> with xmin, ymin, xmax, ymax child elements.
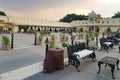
<box><xmin>102</xmin><ymin>21</ymin><xmax>104</xmax><ymax>23</ymax></box>
<box><xmin>107</xmin><ymin>21</ymin><xmax>109</xmax><ymax>23</ymax></box>
<box><xmin>96</xmin><ymin>28</ymin><xmax>99</xmax><ymax>32</ymax></box>
<box><xmin>80</xmin><ymin>28</ymin><xmax>83</xmax><ymax>32</ymax></box>
<box><xmin>89</xmin><ymin>26</ymin><xmax>94</xmax><ymax>31</ymax></box>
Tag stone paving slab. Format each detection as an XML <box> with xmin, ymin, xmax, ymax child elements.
<box><xmin>0</xmin><ymin>46</ymin><xmax>45</xmax><ymax>74</ymax></box>
<box><xmin>0</xmin><ymin>33</ymin><xmax>120</xmax><ymax>80</ymax></box>
<box><xmin>24</xmin><ymin>60</ymin><xmax>120</xmax><ymax>80</ymax></box>
<box><xmin>24</xmin><ymin>45</ymin><xmax>120</xmax><ymax>80</ymax></box>
<box><xmin>23</xmin><ymin>67</ymin><xmax>111</xmax><ymax>80</ymax></box>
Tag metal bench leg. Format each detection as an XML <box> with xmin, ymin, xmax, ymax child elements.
<box><xmin>75</xmin><ymin>60</ymin><xmax>80</xmax><ymax>72</ymax></box>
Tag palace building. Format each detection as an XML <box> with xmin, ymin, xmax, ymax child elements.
<box><xmin>0</xmin><ymin>15</ymin><xmax>72</xmax><ymax>33</ymax></box>
<box><xmin>0</xmin><ymin>11</ymin><xmax>120</xmax><ymax>33</ymax></box>
<box><xmin>71</xmin><ymin>11</ymin><xmax>120</xmax><ymax>33</ymax></box>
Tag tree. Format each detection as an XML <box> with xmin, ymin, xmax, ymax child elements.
<box><xmin>0</xmin><ymin>11</ymin><xmax>7</xmax><ymax>16</ymax></box>
<box><xmin>59</xmin><ymin>13</ymin><xmax>88</xmax><ymax>23</ymax></box>
<box><xmin>112</xmin><ymin>11</ymin><xmax>120</xmax><ymax>18</ymax></box>
<box><xmin>0</xmin><ymin>26</ymin><xmax>3</xmax><ymax>33</ymax></box>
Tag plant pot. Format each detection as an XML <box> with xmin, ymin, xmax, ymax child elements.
<box><xmin>38</xmin><ymin>41</ymin><xmax>42</xmax><ymax>46</ymax></box>
<box><xmin>3</xmin><ymin>44</ymin><xmax>10</xmax><ymax>50</ymax></box>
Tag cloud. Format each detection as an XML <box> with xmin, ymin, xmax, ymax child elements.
<box><xmin>0</xmin><ymin>0</ymin><xmax>89</xmax><ymax>20</ymax></box>
<box><xmin>0</xmin><ymin>0</ymin><xmax>84</xmax><ymax>11</ymax></box>
<box><xmin>96</xmin><ymin>0</ymin><xmax>120</xmax><ymax>5</ymax></box>
<box><xmin>0</xmin><ymin>0</ymin><xmax>120</xmax><ymax>20</ymax></box>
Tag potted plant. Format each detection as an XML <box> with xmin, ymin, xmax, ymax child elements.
<box><xmin>72</xmin><ymin>34</ymin><xmax>76</xmax><ymax>40</ymax></box>
<box><xmin>2</xmin><ymin>35</ymin><xmax>10</xmax><ymax>50</ymax></box>
<box><xmin>50</xmin><ymin>34</ymin><xmax>56</xmax><ymax>42</ymax></box>
<box><xmin>61</xmin><ymin>41</ymin><xmax>68</xmax><ymax>47</ymax></box>
<box><xmin>40</xmin><ymin>30</ymin><xmax>51</xmax><ymax>36</ymax></box>
<box><xmin>65</xmin><ymin>36</ymin><xmax>68</xmax><ymax>41</ymax></box>
<box><xmin>38</xmin><ymin>35</ymin><xmax>43</xmax><ymax>45</ymax></box>
<box><xmin>60</xmin><ymin>34</ymin><xmax>65</xmax><ymax>42</ymax></box>
<box><xmin>49</xmin><ymin>41</ymin><xmax>55</xmax><ymax>48</ymax></box>
<box><xmin>78</xmin><ymin>33</ymin><xmax>84</xmax><ymax>39</ymax></box>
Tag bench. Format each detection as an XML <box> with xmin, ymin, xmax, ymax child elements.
<box><xmin>99</xmin><ymin>38</ymin><xmax>114</xmax><ymax>52</ymax></box>
<box><xmin>114</xmin><ymin>37</ymin><xmax>120</xmax><ymax>44</ymax></box>
<box><xmin>65</xmin><ymin>42</ymin><xmax>97</xmax><ymax>72</ymax></box>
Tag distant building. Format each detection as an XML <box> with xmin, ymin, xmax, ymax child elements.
<box><xmin>71</xmin><ymin>11</ymin><xmax>120</xmax><ymax>33</ymax></box>
<box><xmin>0</xmin><ymin>11</ymin><xmax>120</xmax><ymax>33</ymax></box>
<box><xmin>0</xmin><ymin>16</ymin><xmax>72</xmax><ymax>33</ymax></box>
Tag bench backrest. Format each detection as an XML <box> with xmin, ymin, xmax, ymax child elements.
<box><xmin>67</xmin><ymin>42</ymin><xmax>86</xmax><ymax>58</ymax></box>
<box><xmin>99</xmin><ymin>38</ymin><xmax>106</xmax><ymax>45</ymax></box>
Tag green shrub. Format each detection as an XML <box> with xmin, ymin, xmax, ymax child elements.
<box><xmin>78</xmin><ymin>33</ymin><xmax>84</xmax><ymax>38</ymax></box>
<box><xmin>27</xmin><ymin>30</ymin><xmax>35</xmax><ymax>34</ymax></box>
<box><xmin>0</xmin><ymin>26</ymin><xmax>3</xmax><ymax>33</ymax></box>
<box><xmin>60</xmin><ymin>34</ymin><xmax>66</xmax><ymax>42</ymax></box>
<box><xmin>38</xmin><ymin>35</ymin><xmax>43</xmax><ymax>41</ymax></box>
<box><xmin>62</xmin><ymin>42</ymin><xmax>68</xmax><ymax>47</ymax></box>
<box><xmin>40</xmin><ymin>30</ymin><xmax>51</xmax><ymax>35</ymax></box>
<box><xmin>50</xmin><ymin>34</ymin><xmax>56</xmax><ymax>41</ymax></box>
<box><xmin>49</xmin><ymin>41</ymin><xmax>55</xmax><ymax>48</ymax></box>
<box><xmin>0</xmin><ymin>26</ymin><xmax>3</xmax><ymax>30</ymax></box>
<box><xmin>2</xmin><ymin>36</ymin><xmax>10</xmax><ymax>45</ymax></box>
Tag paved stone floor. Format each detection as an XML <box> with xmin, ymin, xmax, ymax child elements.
<box><xmin>23</xmin><ymin>45</ymin><xmax>120</xmax><ymax>80</ymax></box>
<box><xmin>0</xmin><ymin>33</ymin><xmax>120</xmax><ymax>80</ymax></box>
<box><xmin>0</xmin><ymin>46</ymin><xmax>45</xmax><ymax>74</ymax></box>
<box><xmin>0</xmin><ymin>33</ymin><xmax>51</xmax><ymax>75</ymax></box>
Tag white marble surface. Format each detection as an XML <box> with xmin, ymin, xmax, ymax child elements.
<box><xmin>74</xmin><ymin>49</ymin><xmax>93</xmax><ymax>58</ymax></box>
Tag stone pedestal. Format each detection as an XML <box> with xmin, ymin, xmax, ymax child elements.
<box><xmin>43</xmin><ymin>48</ymin><xmax>64</xmax><ymax>73</ymax></box>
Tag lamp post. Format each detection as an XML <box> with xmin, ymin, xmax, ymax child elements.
<box><xmin>45</xmin><ymin>37</ymin><xmax>49</xmax><ymax>57</ymax></box>
<box><xmin>69</xmin><ymin>28</ymin><xmax>73</xmax><ymax>45</ymax></box>
<box><xmin>96</xmin><ymin>32</ymin><xmax>99</xmax><ymax>46</ymax></box>
<box><xmin>95</xmin><ymin>15</ymin><xmax>100</xmax><ymax>46</ymax></box>
<box><xmin>86</xmin><ymin>35</ymin><xmax>89</xmax><ymax>47</ymax></box>
<box><xmin>34</xmin><ymin>27</ymin><xmax>37</xmax><ymax>45</ymax></box>
<box><xmin>11</xmin><ymin>23</ymin><xmax>14</xmax><ymax>49</ymax></box>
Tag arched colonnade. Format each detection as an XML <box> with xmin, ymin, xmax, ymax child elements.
<box><xmin>18</xmin><ymin>25</ymin><xmax>72</xmax><ymax>33</ymax></box>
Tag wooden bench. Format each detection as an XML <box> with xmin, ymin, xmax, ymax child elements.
<box><xmin>65</xmin><ymin>42</ymin><xmax>97</xmax><ymax>72</ymax></box>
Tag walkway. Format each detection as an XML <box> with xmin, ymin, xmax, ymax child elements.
<box><xmin>24</xmin><ymin>46</ymin><xmax>120</xmax><ymax>80</ymax></box>
<box><xmin>0</xmin><ymin>33</ymin><xmax>120</xmax><ymax>80</ymax></box>
<box><xmin>0</xmin><ymin>46</ymin><xmax>45</xmax><ymax>74</ymax></box>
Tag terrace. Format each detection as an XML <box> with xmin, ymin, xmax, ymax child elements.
<box><xmin>0</xmin><ymin>32</ymin><xmax>120</xmax><ymax>80</ymax></box>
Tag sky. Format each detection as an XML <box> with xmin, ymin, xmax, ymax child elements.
<box><xmin>0</xmin><ymin>0</ymin><xmax>120</xmax><ymax>21</ymax></box>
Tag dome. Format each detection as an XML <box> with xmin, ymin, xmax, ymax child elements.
<box><xmin>88</xmin><ymin>10</ymin><xmax>97</xmax><ymax>18</ymax></box>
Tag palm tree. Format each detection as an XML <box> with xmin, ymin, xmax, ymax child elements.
<box><xmin>112</xmin><ymin>11</ymin><xmax>120</xmax><ymax>18</ymax></box>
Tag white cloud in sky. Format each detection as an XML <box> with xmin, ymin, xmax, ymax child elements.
<box><xmin>96</xmin><ymin>0</ymin><xmax>120</xmax><ymax>5</ymax></box>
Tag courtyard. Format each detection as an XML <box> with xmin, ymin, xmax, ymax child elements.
<box><xmin>0</xmin><ymin>33</ymin><xmax>120</xmax><ymax>80</ymax></box>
